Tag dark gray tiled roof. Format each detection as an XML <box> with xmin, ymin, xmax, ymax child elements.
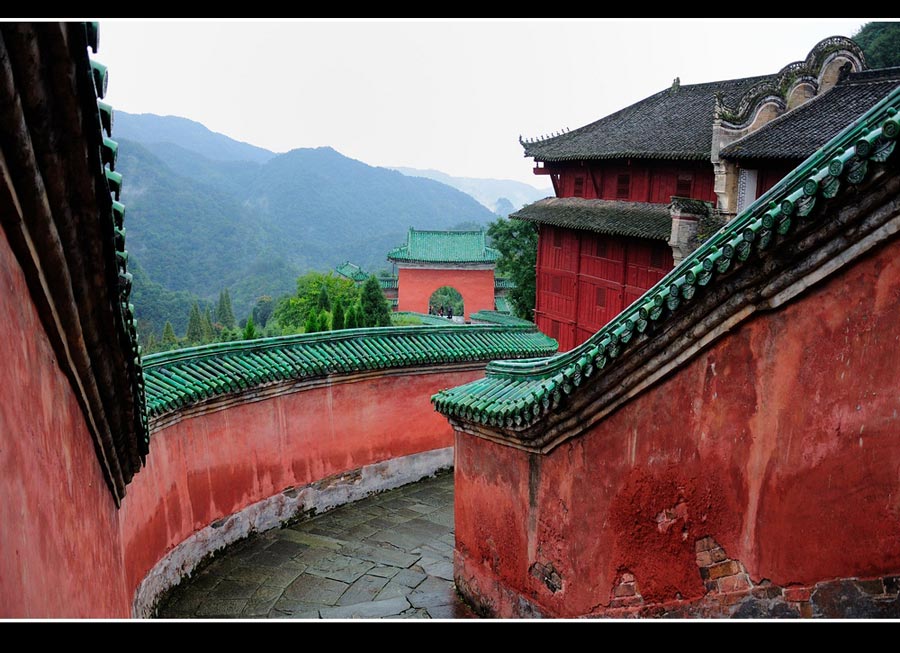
<box><xmin>511</xmin><ymin>197</ymin><xmax>672</xmax><ymax>241</ymax></box>
<box><xmin>522</xmin><ymin>75</ymin><xmax>771</xmax><ymax>162</ymax></box>
<box><xmin>721</xmin><ymin>69</ymin><xmax>900</xmax><ymax>160</ymax></box>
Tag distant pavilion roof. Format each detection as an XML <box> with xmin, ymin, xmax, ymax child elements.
<box><xmin>721</xmin><ymin>68</ymin><xmax>900</xmax><ymax>160</ymax></box>
<box><xmin>512</xmin><ymin>198</ymin><xmax>673</xmax><ymax>241</ymax></box>
<box><xmin>335</xmin><ymin>261</ymin><xmax>369</xmax><ymax>283</ymax></box>
<box><xmin>388</xmin><ymin>228</ymin><xmax>499</xmax><ymax>264</ymax></box>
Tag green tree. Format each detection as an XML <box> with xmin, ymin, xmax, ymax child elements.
<box><xmin>853</xmin><ymin>22</ymin><xmax>900</xmax><ymax>68</ymax></box>
<box><xmin>345</xmin><ymin>304</ymin><xmax>359</xmax><ymax>329</ymax></box>
<box><xmin>252</xmin><ymin>295</ymin><xmax>275</xmax><ymax>328</ymax></box>
<box><xmin>304</xmin><ymin>308</ymin><xmax>320</xmax><ymax>334</ymax></box>
<box><xmin>332</xmin><ymin>299</ymin><xmax>345</xmax><ymax>330</ymax></box>
<box><xmin>317</xmin><ymin>284</ymin><xmax>331</xmax><ymax>312</ymax></box>
<box><xmin>360</xmin><ymin>275</ymin><xmax>391</xmax><ymax>327</ymax></box>
<box><xmin>216</xmin><ymin>288</ymin><xmax>236</xmax><ymax>329</ymax></box>
<box><xmin>487</xmin><ymin>217</ymin><xmax>537</xmax><ymax>320</ymax></box>
<box><xmin>201</xmin><ymin>305</ymin><xmax>215</xmax><ymax>342</ymax></box>
<box><xmin>273</xmin><ymin>271</ymin><xmax>360</xmax><ymax>331</ymax></box>
<box><xmin>243</xmin><ymin>314</ymin><xmax>257</xmax><ymax>340</ymax></box>
<box><xmin>161</xmin><ymin>321</ymin><xmax>178</xmax><ymax>350</ymax></box>
<box><xmin>185</xmin><ymin>301</ymin><xmax>204</xmax><ymax>343</ymax></box>
<box><xmin>318</xmin><ymin>311</ymin><xmax>330</xmax><ymax>332</ymax></box>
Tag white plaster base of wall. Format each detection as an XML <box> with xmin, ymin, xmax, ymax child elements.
<box><xmin>131</xmin><ymin>446</ymin><xmax>454</xmax><ymax>618</ymax></box>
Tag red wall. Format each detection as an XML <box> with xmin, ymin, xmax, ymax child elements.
<box><xmin>0</xmin><ymin>226</ymin><xmax>130</xmax><ymax>617</ymax></box>
<box><xmin>397</xmin><ymin>267</ymin><xmax>495</xmax><ymax>320</ymax></box>
<box><xmin>535</xmin><ymin>225</ymin><xmax>672</xmax><ymax>351</ymax></box>
<box><xmin>1</xmin><ymin>204</ymin><xmax>485</xmax><ymax>616</ymax></box>
<box><xmin>455</xmin><ymin>238</ymin><xmax>900</xmax><ymax>617</ymax></box>
<box><xmin>120</xmin><ymin>370</ymin><xmax>481</xmax><ymax>598</ymax></box>
<box><xmin>550</xmin><ymin>160</ymin><xmax>716</xmax><ymax>205</ymax></box>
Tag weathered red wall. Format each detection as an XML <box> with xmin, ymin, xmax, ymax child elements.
<box><xmin>120</xmin><ymin>368</ymin><xmax>483</xmax><ymax>607</ymax></box>
<box><xmin>1</xmin><ymin>204</ymin><xmax>484</xmax><ymax>616</ymax></box>
<box><xmin>397</xmin><ymin>267</ymin><xmax>495</xmax><ymax>320</ymax></box>
<box><xmin>455</xmin><ymin>238</ymin><xmax>900</xmax><ymax>617</ymax></box>
<box><xmin>0</xmin><ymin>228</ymin><xmax>130</xmax><ymax>617</ymax></box>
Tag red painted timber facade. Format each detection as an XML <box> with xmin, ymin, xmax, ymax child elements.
<box><xmin>535</xmin><ymin>223</ymin><xmax>673</xmax><ymax>351</ymax></box>
<box><xmin>397</xmin><ymin>267</ymin><xmax>495</xmax><ymax>321</ymax></box>
<box><xmin>0</xmin><ymin>207</ymin><xmax>483</xmax><ymax>616</ymax></box>
<box><xmin>454</xmin><ymin>237</ymin><xmax>900</xmax><ymax>617</ymax></box>
<box><xmin>531</xmin><ymin>160</ymin><xmax>713</xmax><ymax>351</ymax></box>
<box><xmin>540</xmin><ymin>160</ymin><xmax>717</xmax><ymax>204</ymax></box>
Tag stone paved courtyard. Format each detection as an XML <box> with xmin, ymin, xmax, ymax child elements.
<box><xmin>155</xmin><ymin>471</ymin><xmax>478</xmax><ymax>619</ymax></box>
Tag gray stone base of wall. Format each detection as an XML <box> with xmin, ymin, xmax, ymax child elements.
<box><xmin>132</xmin><ymin>446</ymin><xmax>454</xmax><ymax>618</ymax></box>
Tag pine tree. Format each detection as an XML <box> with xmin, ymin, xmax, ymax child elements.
<box><xmin>304</xmin><ymin>308</ymin><xmax>320</xmax><ymax>334</ymax></box>
<box><xmin>201</xmin><ymin>305</ymin><xmax>214</xmax><ymax>342</ymax></box>
<box><xmin>360</xmin><ymin>275</ymin><xmax>391</xmax><ymax>327</ymax></box>
<box><xmin>317</xmin><ymin>284</ymin><xmax>331</xmax><ymax>312</ymax></box>
<box><xmin>162</xmin><ymin>321</ymin><xmax>178</xmax><ymax>349</ymax></box>
<box><xmin>332</xmin><ymin>300</ymin><xmax>345</xmax><ymax>330</ymax></box>
<box><xmin>345</xmin><ymin>304</ymin><xmax>358</xmax><ymax>329</ymax></box>
<box><xmin>186</xmin><ymin>301</ymin><xmax>203</xmax><ymax>343</ymax></box>
<box><xmin>217</xmin><ymin>288</ymin><xmax>236</xmax><ymax>329</ymax></box>
<box><xmin>243</xmin><ymin>315</ymin><xmax>257</xmax><ymax>340</ymax></box>
<box><xmin>318</xmin><ymin>311</ymin><xmax>330</xmax><ymax>332</ymax></box>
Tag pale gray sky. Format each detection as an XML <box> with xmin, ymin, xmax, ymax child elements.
<box><xmin>97</xmin><ymin>18</ymin><xmax>873</xmax><ymax>187</ymax></box>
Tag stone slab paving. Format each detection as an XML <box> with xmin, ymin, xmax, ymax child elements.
<box><xmin>155</xmin><ymin>471</ymin><xmax>477</xmax><ymax>619</ymax></box>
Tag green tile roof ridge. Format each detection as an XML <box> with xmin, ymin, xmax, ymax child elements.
<box><xmin>433</xmin><ymin>84</ymin><xmax>900</xmax><ymax>430</ymax></box>
<box><xmin>388</xmin><ymin>228</ymin><xmax>500</xmax><ymax>263</ymax></box>
<box><xmin>469</xmin><ymin>310</ymin><xmax>535</xmax><ymax>327</ymax></box>
<box><xmin>143</xmin><ymin>323</ymin><xmax>557</xmax><ymax>420</ymax></box>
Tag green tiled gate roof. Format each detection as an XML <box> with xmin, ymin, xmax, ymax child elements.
<box><xmin>143</xmin><ymin>324</ymin><xmax>557</xmax><ymax>420</ymax></box>
<box><xmin>388</xmin><ymin>228</ymin><xmax>499</xmax><ymax>263</ymax></box>
<box><xmin>433</xmin><ymin>85</ymin><xmax>900</xmax><ymax>430</ymax></box>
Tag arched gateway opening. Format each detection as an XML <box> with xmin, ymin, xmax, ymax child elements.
<box><xmin>428</xmin><ymin>286</ymin><xmax>464</xmax><ymax>320</ymax></box>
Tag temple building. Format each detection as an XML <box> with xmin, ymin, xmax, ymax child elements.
<box><xmin>387</xmin><ymin>228</ymin><xmax>499</xmax><ymax>320</ymax></box>
<box><xmin>515</xmin><ymin>36</ymin><xmax>900</xmax><ymax>351</ymax></box>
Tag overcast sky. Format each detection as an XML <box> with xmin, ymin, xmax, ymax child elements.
<box><xmin>98</xmin><ymin>18</ymin><xmax>874</xmax><ymax>188</ymax></box>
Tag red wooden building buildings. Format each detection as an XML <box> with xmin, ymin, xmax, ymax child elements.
<box><xmin>513</xmin><ymin>36</ymin><xmax>895</xmax><ymax>351</ymax></box>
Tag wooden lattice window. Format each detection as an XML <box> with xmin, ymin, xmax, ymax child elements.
<box><xmin>596</xmin><ymin>237</ymin><xmax>608</xmax><ymax>259</ymax></box>
<box><xmin>650</xmin><ymin>247</ymin><xmax>664</xmax><ymax>268</ymax></box>
<box><xmin>573</xmin><ymin>176</ymin><xmax>585</xmax><ymax>197</ymax></box>
<box><xmin>550</xmin><ymin>320</ymin><xmax>560</xmax><ymax>339</ymax></box>
<box><xmin>616</xmin><ymin>173</ymin><xmax>631</xmax><ymax>199</ymax></box>
<box><xmin>550</xmin><ymin>276</ymin><xmax>562</xmax><ymax>294</ymax></box>
<box><xmin>676</xmin><ymin>173</ymin><xmax>693</xmax><ymax>198</ymax></box>
<box><xmin>553</xmin><ymin>228</ymin><xmax>563</xmax><ymax>248</ymax></box>
<box><xmin>596</xmin><ymin>287</ymin><xmax>606</xmax><ymax>307</ymax></box>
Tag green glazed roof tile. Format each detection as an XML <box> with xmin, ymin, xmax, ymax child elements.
<box><xmin>388</xmin><ymin>228</ymin><xmax>499</xmax><ymax>263</ymax></box>
<box><xmin>143</xmin><ymin>323</ymin><xmax>557</xmax><ymax>421</ymax></box>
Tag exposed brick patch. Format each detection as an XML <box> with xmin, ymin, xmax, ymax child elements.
<box><xmin>718</xmin><ymin>573</ymin><xmax>752</xmax><ymax>593</ymax></box>
<box><xmin>529</xmin><ymin>561</ymin><xmax>562</xmax><ymax>593</ymax></box>
<box><xmin>609</xmin><ymin>569</ymin><xmax>644</xmax><ymax>609</ymax></box>
<box><xmin>708</xmin><ymin>560</ymin><xmax>741</xmax><ymax>580</ymax></box>
<box><xmin>783</xmin><ymin>586</ymin><xmax>811</xmax><ymax>602</ymax></box>
<box><xmin>695</xmin><ymin>536</ymin><xmax>717</xmax><ymax>553</ymax></box>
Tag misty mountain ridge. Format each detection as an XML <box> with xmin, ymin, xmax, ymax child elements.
<box><xmin>389</xmin><ymin>166</ymin><xmax>551</xmax><ymax>216</ymax></box>
<box><xmin>115</xmin><ymin>114</ymin><xmax>497</xmax><ymax>335</ymax></box>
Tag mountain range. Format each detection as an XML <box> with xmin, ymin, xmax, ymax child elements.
<box><xmin>114</xmin><ymin>112</ymin><xmax>546</xmax><ymax>336</ymax></box>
